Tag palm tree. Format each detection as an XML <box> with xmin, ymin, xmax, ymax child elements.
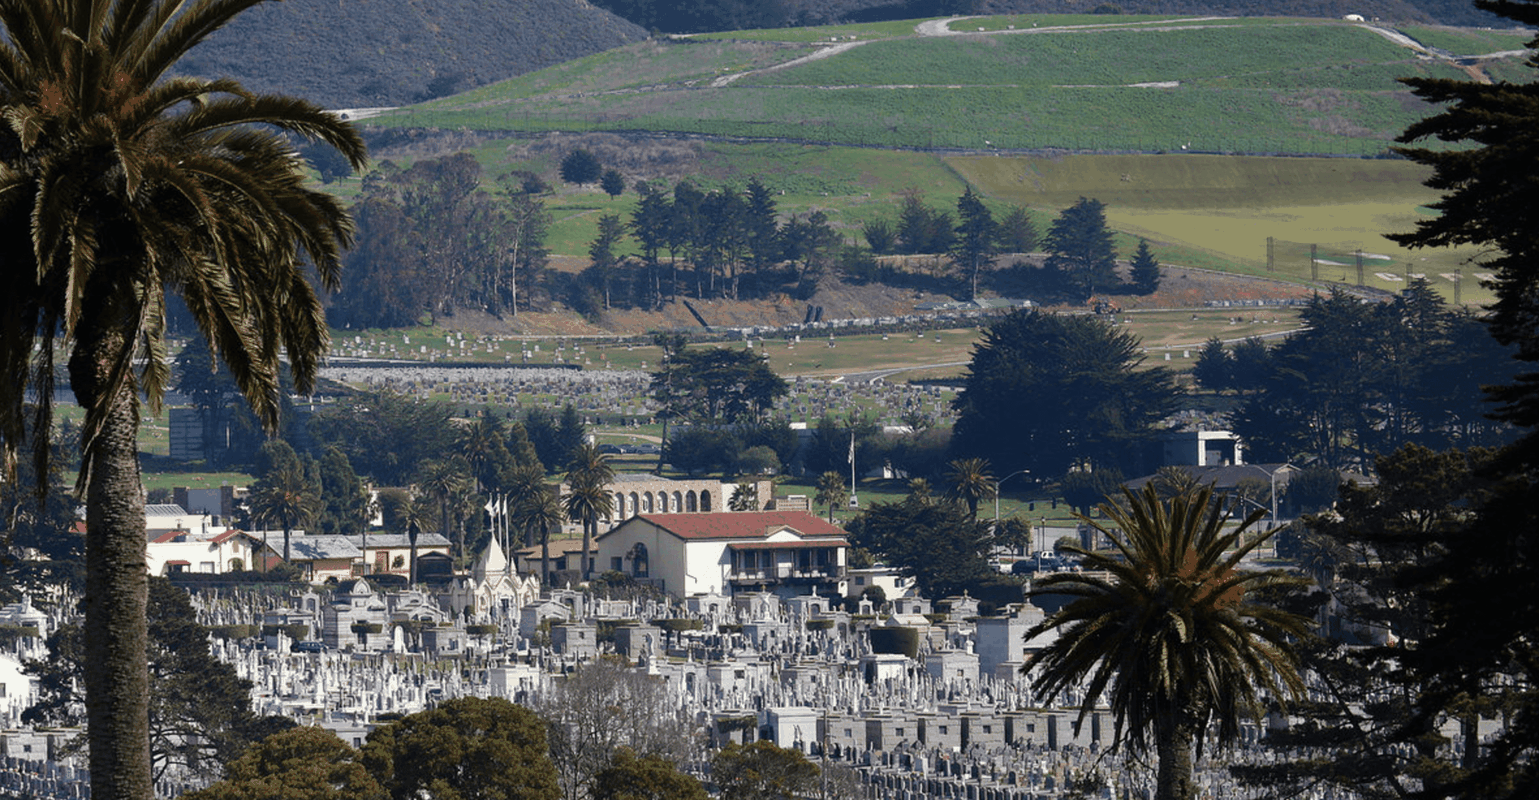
<box><xmin>1023</xmin><ymin>483</ymin><xmax>1310</xmax><ymax>800</ymax></box>
<box><xmin>563</xmin><ymin>443</ymin><xmax>614</xmax><ymax>582</ymax></box>
<box><xmin>729</xmin><ymin>481</ymin><xmax>759</xmax><ymax>511</ymax></box>
<box><xmin>247</xmin><ymin>464</ymin><xmax>318</xmax><ymax>565</ymax></box>
<box><xmin>415</xmin><ymin>457</ymin><xmax>469</xmax><ymax>563</ymax></box>
<box><xmin>514</xmin><ymin>485</ymin><xmax>567</xmax><ymax>587</ymax></box>
<box><xmin>814</xmin><ymin>472</ymin><xmax>847</xmax><ymax>524</ymax></box>
<box><xmin>0</xmin><ymin>5</ymin><xmax>364</xmax><ymax>794</ymax></box>
<box><xmin>1151</xmin><ymin>465</ymin><xmax>1208</xmax><ymax>502</ymax></box>
<box><xmin>944</xmin><ymin>457</ymin><xmax>996</xmax><ymax>521</ymax></box>
<box><xmin>458</xmin><ymin>411</ymin><xmax>507</xmax><ymax>494</ymax></box>
<box><xmin>394</xmin><ymin>493</ymin><xmax>433</xmax><ymax>585</ymax></box>
<box><xmin>502</xmin><ymin>464</ymin><xmax>549</xmax><ymax>549</ymax></box>
<box><xmin>906</xmin><ymin>477</ymin><xmax>934</xmax><ymax>505</ymax></box>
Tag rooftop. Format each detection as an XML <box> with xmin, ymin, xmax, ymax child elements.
<box><xmin>613</xmin><ymin>511</ymin><xmax>846</xmax><ymax>541</ymax></box>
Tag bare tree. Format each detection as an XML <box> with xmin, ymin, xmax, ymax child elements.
<box><xmin>534</xmin><ymin>660</ymin><xmax>697</xmax><ymax>800</ymax></box>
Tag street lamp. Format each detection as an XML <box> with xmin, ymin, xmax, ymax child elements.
<box><xmin>992</xmin><ymin>469</ymin><xmax>1032</xmax><ymax>530</ymax></box>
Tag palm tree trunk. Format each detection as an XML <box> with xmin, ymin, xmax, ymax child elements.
<box><xmin>72</xmin><ymin>332</ymin><xmax>152</xmax><ymax>800</ymax></box>
<box><xmin>1155</xmin><ymin>716</ymin><xmax>1197</xmax><ymax>800</ymax></box>
<box><xmin>541</xmin><ymin>523</ymin><xmax>552</xmax><ymax>587</ymax></box>
<box><xmin>409</xmin><ymin>527</ymin><xmax>419</xmax><ymax>585</ymax></box>
<box><xmin>580</xmin><ymin>517</ymin><xmax>593</xmax><ymax>582</ymax></box>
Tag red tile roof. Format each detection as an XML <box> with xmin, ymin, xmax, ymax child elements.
<box><xmin>626</xmin><ymin>511</ymin><xmax>847</xmax><ymax>541</ymax></box>
<box><xmin>728</xmin><ymin>539</ymin><xmax>850</xmax><ymax>550</ymax></box>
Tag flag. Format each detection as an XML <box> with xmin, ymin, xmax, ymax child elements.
<box><xmin>848</xmin><ymin>431</ymin><xmax>855</xmax><ymax>465</ymax></box>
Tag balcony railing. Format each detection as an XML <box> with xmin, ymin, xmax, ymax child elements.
<box><xmin>728</xmin><ymin>565</ymin><xmax>845</xmax><ymax>582</ymax></box>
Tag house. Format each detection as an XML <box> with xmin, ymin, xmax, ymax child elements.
<box><xmin>358</xmin><ymin>532</ymin><xmax>453</xmax><ymax>579</ymax></box>
<box><xmin>594</xmin><ymin>511</ymin><xmax>849</xmax><ymax>599</ymax></box>
<box><xmin>285</xmin><ymin>535</ymin><xmax>364</xmax><ymax>583</ymax></box>
<box><xmin>513</xmin><ymin>538</ymin><xmax>596</xmax><ymax>579</ymax></box>
<box><xmin>147</xmin><ymin>527</ymin><xmax>272</xmax><ymax>576</ymax></box>
<box><xmin>1125</xmin><ymin>463</ymin><xmax>1297</xmax><ymax>518</ymax></box>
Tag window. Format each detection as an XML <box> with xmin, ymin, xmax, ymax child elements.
<box><xmin>612</xmin><ymin>557</ymin><xmax>623</xmax><ymax>571</ymax></box>
<box><xmin>895</xmin><ymin>728</ymin><xmax>904</xmax><ymax>737</ymax></box>
<box><xmin>939</xmin><ymin>726</ymin><xmax>948</xmax><ymax>735</ymax></box>
<box><xmin>983</xmin><ymin>725</ymin><xmax>992</xmax><ymax>734</ymax></box>
<box><xmin>844</xmin><ymin>728</ymin><xmax>853</xmax><ymax>737</ymax></box>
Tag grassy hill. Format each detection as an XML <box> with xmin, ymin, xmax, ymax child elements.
<box><xmin>176</xmin><ymin>0</ymin><xmax>647</xmax><ymax>109</ymax></box>
<box><xmin>369</xmin><ymin>14</ymin><xmax>1531</xmax><ymax>156</ymax></box>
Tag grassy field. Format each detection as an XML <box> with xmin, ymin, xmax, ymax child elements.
<box><xmin>369</xmin><ymin>15</ymin><xmax>1490</xmax><ymax>156</ymax></box>
<box><xmin>1397</xmin><ymin>25</ymin><xmax>1533</xmax><ymax>54</ymax></box>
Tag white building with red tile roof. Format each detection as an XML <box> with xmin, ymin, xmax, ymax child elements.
<box><xmin>145</xmin><ymin>527</ymin><xmax>272</xmax><ymax>576</ymax></box>
<box><xmin>594</xmin><ymin>511</ymin><xmax>849</xmax><ymax>599</ymax></box>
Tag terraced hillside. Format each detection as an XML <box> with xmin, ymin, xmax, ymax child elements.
<box><xmin>371</xmin><ymin>14</ymin><xmax>1532</xmax><ymax>156</ymax></box>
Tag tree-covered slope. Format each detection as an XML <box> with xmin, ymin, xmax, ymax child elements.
<box><xmin>178</xmin><ymin>0</ymin><xmax>648</xmax><ymax>109</ymax></box>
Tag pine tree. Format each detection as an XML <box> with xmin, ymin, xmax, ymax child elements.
<box><xmin>600</xmin><ymin>169</ymin><xmax>625</xmax><ymax>199</ymax></box>
<box><xmin>952</xmin><ymin>187</ymin><xmax>999</xmax><ymax>301</ymax></box>
<box><xmin>560</xmin><ymin>149</ymin><xmax>602</xmax><ymax>185</ymax></box>
<box><xmin>1130</xmin><ymin>238</ymin><xmax>1161</xmax><ymax>294</ymax></box>
<box><xmin>1045</xmin><ymin>197</ymin><xmax>1119</xmax><ymax>299</ymax></box>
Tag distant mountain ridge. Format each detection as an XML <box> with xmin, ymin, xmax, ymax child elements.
<box><xmin>179</xmin><ymin>0</ymin><xmax>649</xmax><ymax>109</ymax></box>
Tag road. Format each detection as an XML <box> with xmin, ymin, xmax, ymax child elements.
<box><xmin>837</xmin><ymin>360</ymin><xmax>971</xmax><ymax>384</ymax></box>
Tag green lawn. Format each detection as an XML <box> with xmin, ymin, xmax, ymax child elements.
<box><xmin>368</xmin><ymin>16</ymin><xmax>1481</xmax><ymax>157</ymax></box>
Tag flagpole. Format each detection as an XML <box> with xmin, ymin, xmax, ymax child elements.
<box><xmin>848</xmin><ymin>428</ymin><xmax>856</xmax><ymax>503</ymax></box>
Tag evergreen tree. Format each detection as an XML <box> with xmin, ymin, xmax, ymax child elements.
<box><xmin>952</xmin><ymin>187</ymin><xmax>999</xmax><ymax>301</ymax></box>
<box><xmin>587</xmin><ymin>214</ymin><xmax>627</xmax><ymax>310</ymax></box>
<box><xmin>560</xmin><ymin>149</ymin><xmax>602</xmax><ymax>185</ymax></box>
<box><xmin>1192</xmin><ymin>337</ymin><xmax>1232</xmax><ymax>393</ymax></box>
<box><xmin>600</xmin><ymin>168</ymin><xmax>625</xmax><ymax>199</ymax></box>
<box><xmin>181</xmin><ymin>727</ymin><xmax>384</xmax><ymax>800</ymax></box>
<box><xmin>1237</xmin><ymin>446</ymin><xmax>1498</xmax><ymax>799</ymax></box>
<box><xmin>848</xmin><ymin>495</ymin><xmax>995</xmax><ymax>600</ymax></box>
<box><xmin>995</xmin><ymin>204</ymin><xmax>1038</xmax><ymax>254</ymax></box>
<box><xmin>1045</xmin><ymin>197</ymin><xmax>1119</xmax><ymax>299</ymax></box>
<box><xmin>362</xmin><ymin>698</ymin><xmax>559</xmax><ymax>800</ymax></box>
<box><xmin>1130</xmin><ymin>237</ymin><xmax>1161</xmax><ymax>294</ymax></box>
<box><xmin>316</xmin><ymin>446</ymin><xmax>369</xmax><ymax>536</ymax></box>
<box><xmin>896</xmin><ymin>193</ymin><xmax>955</xmax><ymax>255</ymax></box>
<box><xmin>863</xmin><ymin>218</ymin><xmax>897</xmax><ymax>255</ymax></box>
<box><xmin>744</xmin><ymin>178</ymin><xmax>781</xmax><ymax>278</ymax></box>
<box><xmin>1381</xmin><ymin>5</ymin><xmax>1539</xmax><ymax>794</ymax></box>
<box><xmin>953</xmin><ymin>310</ymin><xmax>1179</xmax><ymax>476</ymax></box>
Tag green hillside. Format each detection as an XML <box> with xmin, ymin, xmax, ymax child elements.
<box><xmin>368</xmin><ymin>15</ymin><xmax>1524</xmax><ymax>156</ymax></box>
